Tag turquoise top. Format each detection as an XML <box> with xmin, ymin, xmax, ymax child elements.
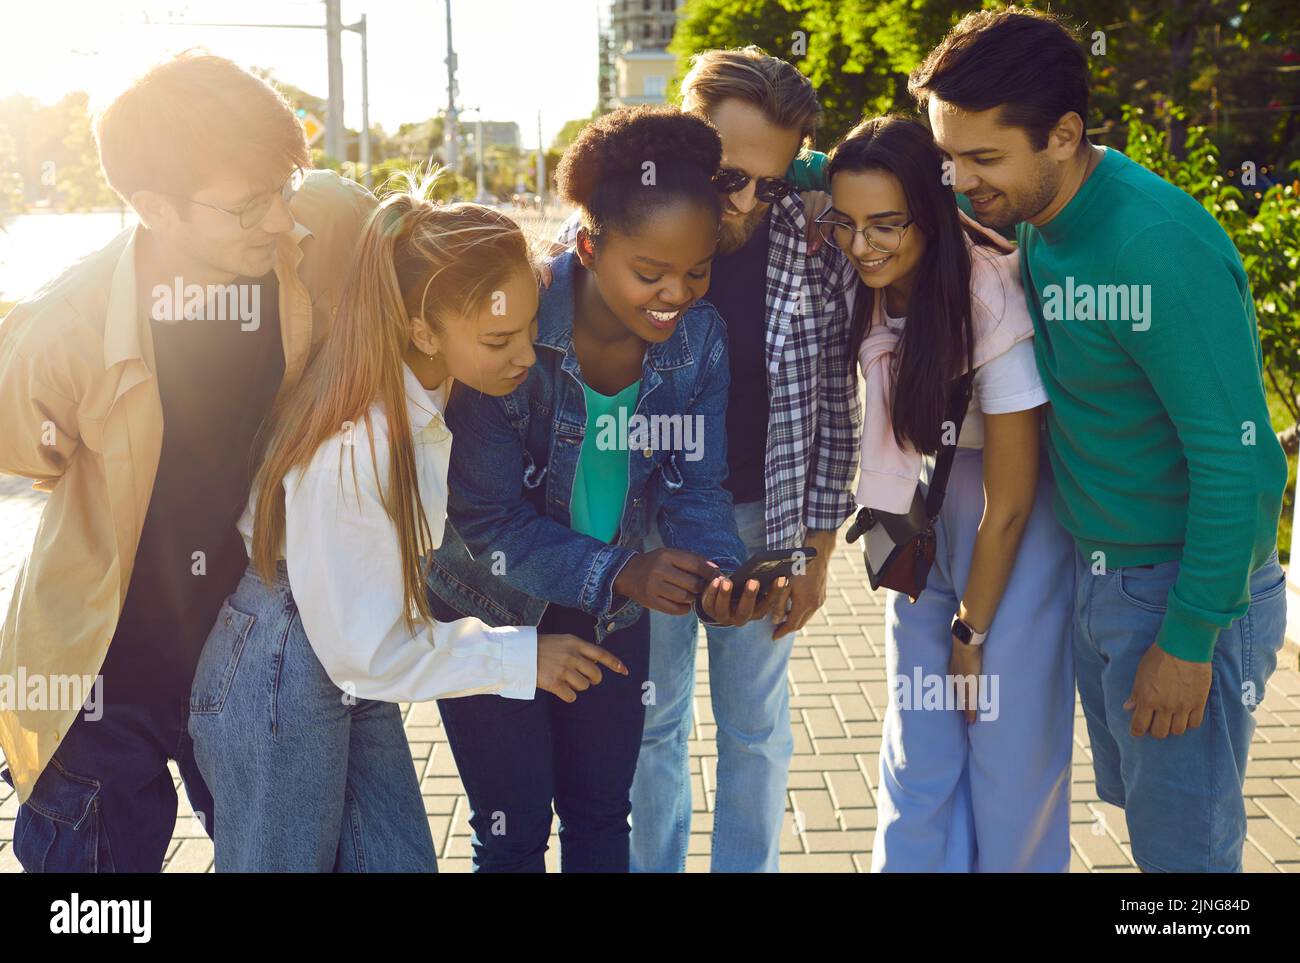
<box><xmin>570</xmin><ymin>379</ymin><xmax>641</xmax><ymax>542</ymax></box>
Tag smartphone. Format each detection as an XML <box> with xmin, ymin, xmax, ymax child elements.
<box><xmin>726</xmin><ymin>547</ymin><xmax>819</xmax><ymax>595</ymax></box>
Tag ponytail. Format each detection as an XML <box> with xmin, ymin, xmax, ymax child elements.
<box><xmin>250</xmin><ymin>168</ymin><xmax>533</xmax><ymax>629</ymax></box>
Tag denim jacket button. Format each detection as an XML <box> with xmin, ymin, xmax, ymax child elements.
<box><xmin>642</xmin><ymin>449</ymin><xmax>652</xmax><ymax>457</ymax></box>
<box><xmin>606</xmin><ymin>621</ymin><xmax>616</xmax><ymax>631</ymax></box>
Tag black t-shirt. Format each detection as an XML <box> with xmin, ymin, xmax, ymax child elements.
<box><xmin>708</xmin><ymin>210</ymin><xmax>771</xmax><ymax>504</ymax></box>
<box><xmin>103</xmin><ymin>272</ymin><xmax>284</xmax><ymax>703</ymax></box>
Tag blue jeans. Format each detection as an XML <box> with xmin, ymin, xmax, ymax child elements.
<box><xmin>188</xmin><ymin>562</ymin><xmax>437</xmax><ymax>872</ymax></box>
<box><xmin>435</xmin><ymin>601</ymin><xmax>650</xmax><ymax>872</ymax></box>
<box><xmin>2</xmin><ymin>700</ymin><xmax>213</xmax><ymax>872</ymax></box>
<box><xmin>634</xmin><ymin>498</ymin><xmax>795</xmax><ymax>872</ymax></box>
<box><xmin>871</xmin><ymin>448</ymin><xmax>1075</xmax><ymax>872</ymax></box>
<box><xmin>1073</xmin><ymin>546</ymin><xmax>1288</xmax><ymax>872</ymax></box>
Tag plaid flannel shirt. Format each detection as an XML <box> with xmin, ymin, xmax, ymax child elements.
<box><xmin>555</xmin><ymin>192</ymin><xmax>860</xmax><ymax>549</ymax></box>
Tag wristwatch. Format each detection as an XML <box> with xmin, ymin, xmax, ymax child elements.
<box><xmin>950</xmin><ymin>614</ymin><xmax>987</xmax><ymax>647</ymax></box>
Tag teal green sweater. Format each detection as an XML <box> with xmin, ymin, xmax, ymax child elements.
<box><xmin>1018</xmin><ymin>147</ymin><xmax>1287</xmax><ymax>662</ymax></box>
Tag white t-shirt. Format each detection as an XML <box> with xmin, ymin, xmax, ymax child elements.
<box><xmin>881</xmin><ymin>307</ymin><xmax>1048</xmax><ymax>449</ymax></box>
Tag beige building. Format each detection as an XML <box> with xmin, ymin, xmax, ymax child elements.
<box><xmin>602</xmin><ymin>0</ymin><xmax>680</xmax><ymax>108</ymax></box>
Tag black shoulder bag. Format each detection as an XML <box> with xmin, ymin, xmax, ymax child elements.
<box><xmin>845</xmin><ymin>371</ymin><xmax>975</xmax><ymax>602</ymax></box>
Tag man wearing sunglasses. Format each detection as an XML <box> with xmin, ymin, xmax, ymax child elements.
<box><xmin>557</xmin><ymin>47</ymin><xmax>860</xmax><ymax>873</ymax></box>
<box><xmin>0</xmin><ymin>52</ymin><xmax>375</xmax><ymax>872</ymax></box>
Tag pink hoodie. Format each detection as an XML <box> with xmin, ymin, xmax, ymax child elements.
<box><xmin>853</xmin><ymin>211</ymin><xmax>1035</xmax><ymax>513</ymax></box>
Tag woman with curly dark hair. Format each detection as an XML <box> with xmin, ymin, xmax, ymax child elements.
<box><xmin>428</xmin><ymin>105</ymin><xmax>779</xmax><ymax>872</ymax></box>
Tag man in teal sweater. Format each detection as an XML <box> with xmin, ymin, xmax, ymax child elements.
<box><xmin>911</xmin><ymin>7</ymin><xmax>1289</xmax><ymax>872</ymax></box>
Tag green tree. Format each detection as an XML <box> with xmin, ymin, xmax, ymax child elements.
<box><xmin>668</xmin><ymin>0</ymin><xmax>806</xmax><ymax>105</ymax></box>
<box><xmin>53</xmin><ymin>93</ymin><xmax>116</xmax><ymax>211</ymax></box>
<box><xmin>0</xmin><ymin>126</ymin><xmax>24</xmax><ymax>215</ymax></box>
<box><xmin>670</xmin><ymin>0</ymin><xmax>1300</xmax><ymax>158</ymax></box>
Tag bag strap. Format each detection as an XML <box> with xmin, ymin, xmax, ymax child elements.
<box><xmin>922</xmin><ymin>371</ymin><xmax>976</xmax><ymax>521</ymax></box>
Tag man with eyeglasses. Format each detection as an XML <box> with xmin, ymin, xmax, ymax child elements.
<box><xmin>0</xmin><ymin>52</ymin><xmax>375</xmax><ymax>872</ymax></box>
<box><xmin>557</xmin><ymin>47</ymin><xmax>860</xmax><ymax>873</ymax></box>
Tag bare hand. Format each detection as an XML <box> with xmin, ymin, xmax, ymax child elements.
<box><xmin>1124</xmin><ymin>642</ymin><xmax>1213</xmax><ymax>738</ymax></box>
<box><xmin>613</xmin><ymin>548</ymin><xmax>718</xmax><ymax>615</ymax></box>
<box><xmin>948</xmin><ymin>635</ymin><xmax>984</xmax><ymax>724</ymax></box>
<box><xmin>536</xmin><ymin>632</ymin><xmax>628</xmax><ymax>703</ymax></box>
<box><xmin>699</xmin><ymin>575</ymin><xmax>787</xmax><ymax>627</ymax></box>
<box><xmin>801</xmin><ymin>190</ymin><xmax>831</xmax><ymax>253</ymax></box>
<box><xmin>770</xmin><ymin>534</ymin><xmax>834</xmax><ymax>640</ymax></box>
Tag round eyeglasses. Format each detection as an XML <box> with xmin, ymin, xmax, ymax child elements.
<box><xmin>814</xmin><ymin>212</ymin><xmax>915</xmax><ymax>254</ymax></box>
<box><xmin>185</xmin><ymin>166</ymin><xmax>305</xmax><ymax>229</ymax></box>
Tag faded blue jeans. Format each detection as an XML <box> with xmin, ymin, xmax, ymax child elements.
<box><xmin>188</xmin><ymin>561</ymin><xmax>437</xmax><ymax>872</ymax></box>
<box><xmin>1073</xmin><ymin>546</ymin><xmax>1287</xmax><ymax>872</ymax></box>
<box><xmin>633</xmin><ymin>498</ymin><xmax>795</xmax><ymax>872</ymax></box>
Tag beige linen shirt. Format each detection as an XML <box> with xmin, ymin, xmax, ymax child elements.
<box><xmin>0</xmin><ymin>170</ymin><xmax>376</xmax><ymax>803</ymax></box>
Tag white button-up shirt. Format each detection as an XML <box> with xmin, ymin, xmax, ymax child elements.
<box><xmin>237</xmin><ymin>363</ymin><xmax>537</xmax><ymax>702</ymax></box>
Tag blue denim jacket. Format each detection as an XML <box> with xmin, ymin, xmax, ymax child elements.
<box><xmin>427</xmin><ymin>250</ymin><xmax>748</xmax><ymax>642</ymax></box>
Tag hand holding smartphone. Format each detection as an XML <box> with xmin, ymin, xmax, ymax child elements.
<box><xmin>695</xmin><ymin>547</ymin><xmax>819</xmax><ymax>624</ymax></box>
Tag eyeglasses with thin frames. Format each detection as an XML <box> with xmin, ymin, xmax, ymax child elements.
<box><xmin>814</xmin><ymin>211</ymin><xmax>915</xmax><ymax>254</ymax></box>
<box><xmin>183</xmin><ymin>166</ymin><xmax>305</xmax><ymax>229</ymax></box>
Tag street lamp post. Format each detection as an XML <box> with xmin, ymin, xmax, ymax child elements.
<box><xmin>461</xmin><ymin>107</ymin><xmax>488</xmax><ymax>203</ymax></box>
<box><xmin>145</xmin><ymin>5</ymin><xmax>371</xmax><ymax>179</ymax></box>
<box><xmin>346</xmin><ymin>15</ymin><xmax>371</xmax><ymax>186</ymax></box>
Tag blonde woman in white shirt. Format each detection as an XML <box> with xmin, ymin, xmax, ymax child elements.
<box><xmin>188</xmin><ymin>179</ymin><xmax>626</xmax><ymax>872</ymax></box>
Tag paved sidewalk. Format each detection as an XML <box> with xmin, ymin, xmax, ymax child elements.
<box><xmin>2</xmin><ymin>472</ymin><xmax>1298</xmax><ymax>872</ymax></box>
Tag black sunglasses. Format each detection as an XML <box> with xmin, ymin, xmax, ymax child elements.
<box><xmin>711</xmin><ymin>168</ymin><xmax>796</xmax><ymax>203</ymax></box>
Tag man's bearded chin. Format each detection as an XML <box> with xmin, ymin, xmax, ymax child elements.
<box><xmin>717</xmin><ymin>203</ymin><xmax>769</xmax><ymax>254</ymax></box>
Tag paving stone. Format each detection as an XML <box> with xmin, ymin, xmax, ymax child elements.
<box><xmin>0</xmin><ymin>841</ymin><xmax>23</xmax><ymax>874</ymax></box>
<box><xmin>801</xmin><ymin>708</ymin><xmax>848</xmax><ymax>741</ymax></box>
<box><xmin>839</xmin><ymin>809</ymin><xmax>876</xmax><ymax>831</ymax></box>
<box><xmin>1073</xmin><ymin>829</ymin><xmax>1132</xmax><ymax>869</ymax></box>
<box><xmin>825</xmin><ymin>770</ymin><xmax>872</xmax><ymax>810</ymax></box>
<box><xmin>780</xmin><ymin>852</ymin><xmax>856</xmax><ymax>872</ymax></box>
<box><xmin>1249</xmin><ymin>741</ymin><xmax>1300</xmax><ymax>759</ymax></box>
<box><xmin>1247</xmin><ymin>817</ymin><xmax>1300</xmax><ymax>862</ymax></box>
<box><xmin>1244</xmin><ymin>777</ymin><xmax>1286</xmax><ymax>797</ymax></box>
<box><xmin>831</xmin><ymin>693</ymin><xmax>873</xmax><ymax>723</ymax></box>
<box><xmin>804</xmin><ymin>829</ymin><xmax>872</xmax><ymax>853</ymax></box>
<box><xmin>422</xmin><ymin>794</ymin><xmax>457</xmax><ymax>816</ymax></box>
<box><xmin>421</xmin><ymin>776</ymin><xmax>465</xmax><ymax>796</ymax></box>
<box><xmin>789</xmin><ymin>789</ymin><xmax>839</xmax><ymax>831</ymax></box>
<box><xmin>1</xmin><ymin>486</ymin><xmax>1298</xmax><ymax>874</ymax></box>
<box><xmin>1248</xmin><ymin>760</ymin><xmax>1300</xmax><ymax>777</ymax></box>
<box><xmin>164</xmin><ymin>839</ymin><xmax>214</xmax><ymax>873</ymax></box>
<box><xmin>1275</xmin><ymin>777</ymin><xmax>1300</xmax><ymax>803</ymax></box>
<box><xmin>1242</xmin><ymin>839</ymin><xmax>1279</xmax><ymax>872</ymax></box>
<box><xmin>787</xmin><ymin>771</ymin><xmax>828</xmax><ymax>790</ymax></box>
<box><xmin>790</xmin><ymin>753</ymin><xmax>859</xmax><ymax>771</ymax></box>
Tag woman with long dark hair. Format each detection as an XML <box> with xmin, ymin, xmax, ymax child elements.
<box><xmin>818</xmin><ymin>116</ymin><xmax>1075</xmax><ymax>871</ymax></box>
